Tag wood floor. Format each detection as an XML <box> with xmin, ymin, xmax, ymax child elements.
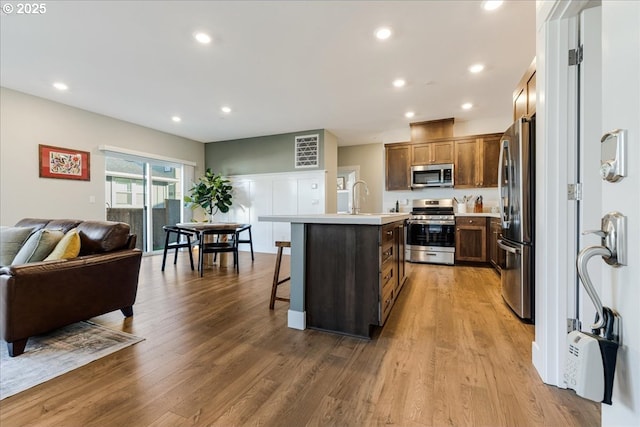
<box><xmin>1</xmin><ymin>252</ymin><xmax>600</xmax><ymax>426</ymax></box>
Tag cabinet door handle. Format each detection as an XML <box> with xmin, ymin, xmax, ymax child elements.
<box><xmin>386</xmin><ymin>231</ymin><xmax>393</xmax><ymax>237</ymax></box>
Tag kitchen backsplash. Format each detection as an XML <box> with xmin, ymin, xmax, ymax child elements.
<box><xmin>383</xmin><ymin>187</ymin><xmax>499</xmax><ymax>213</ymax></box>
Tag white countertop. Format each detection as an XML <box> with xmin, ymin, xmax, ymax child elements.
<box><xmin>258</xmin><ymin>213</ymin><xmax>410</xmax><ymax>225</ymax></box>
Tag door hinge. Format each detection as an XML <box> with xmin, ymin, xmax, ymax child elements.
<box><xmin>569</xmin><ymin>45</ymin><xmax>583</xmax><ymax>66</ymax></box>
<box><xmin>568</xmin><ymin>183</ymin><xmax>583</xmax><ymax>201</ymax></box>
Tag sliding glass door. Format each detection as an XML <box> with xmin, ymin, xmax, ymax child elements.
<box><xmin>105</xmin><ymin>156</ymin><xmax>183</xmax><ymax>253</ymax></box>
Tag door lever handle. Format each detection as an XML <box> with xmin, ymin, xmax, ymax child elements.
<box><xmin>576</xmin><ymin>245</ymin><xmax>611</xmax><ymax>329</ymax></box>
<box><xmin>582</xmin><ymin>229</ymin><xmax>606</xmax><ymax>238</ymax></box>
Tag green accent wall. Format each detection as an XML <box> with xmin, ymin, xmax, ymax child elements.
<box><xmin>205</xmin><ymin>129</ymin><xmax>325</xmax><ymax>176</ymax></box>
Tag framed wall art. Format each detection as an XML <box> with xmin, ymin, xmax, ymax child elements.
<box><xmin>39</xmin><ymin>144</ymin><xmax>90</xmax><ymax>181</ymax></box>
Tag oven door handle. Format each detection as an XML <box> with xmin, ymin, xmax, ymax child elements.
<box><xmin>407</xmin><ymin>220</ymin><xmax>455</xmax><ymax>226</ymax></box>
<box><xmin>497</xmin><ymin>239</ymin><xmax>520</xmax><ymax>254</ymax></box>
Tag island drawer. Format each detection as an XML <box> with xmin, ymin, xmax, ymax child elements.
<box><xmin>381</xmin><ymin>224</ymin><xmax>395</xmax><ymax>245</ymax></box>
<box><xmin>381</xmin><ymin>262</ymin><xmax>394</xmax><ymax>290</ymax></box>
<box><xmin>381</xmin><ymin>242</ymin><xmax>394</xmax><ymax>265</ymax></box>
<box><xmin>380</xmin><ymin>280</ymin><xmax>395</xmax><ymax>324</ymax></box>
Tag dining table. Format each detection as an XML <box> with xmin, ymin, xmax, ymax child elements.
<box><xmin>176</xmin><ymin>222</ymin><xmax>240</xmax><ymax>269</ymax></box>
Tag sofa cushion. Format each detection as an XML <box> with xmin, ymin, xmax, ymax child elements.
<box><xmin>76</xmin><ymin>221</ymin><xmax>130</xmax><ymax>255</ymax></box>
<box><xmin>14</xmin><ymin>218</ymin><xmax>50</xmax><ymax>232</ymax></box>
<box><xmin>44</xmin><ymin>228</ymin><xmax>81</xmax><ymax>261</ymax></box>
<box><xmin>0</xmin><ymin>226</ymin><xmax>35</xmax><ymax>266</ymax></box>
<box><xmin>44</xmin><ymin>219</ymin><xmax>83</xmax><ymax>233</ymax></box>
<box><xmin>12</xmin><ymin>229</ymin><xmax>65</xmax><ymax>265</ymax></box>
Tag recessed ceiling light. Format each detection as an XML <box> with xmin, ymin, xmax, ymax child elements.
<box><xmin>194</xmin><ymin>32</ymin><xmax>212</xmax><ymax>44</ymax></box>
<box><xmin>405</xmin><ymin>111</ymin><xmax>415</xmax><ymax>118</ymax></box>
<box><xmin>462</xmin><ymin>103</ymin><xmax>473</xmax><ymax>110</ymax></box>
<box><xmin>53</xmin><ymin>82</ymin><xmax>68</xmax><ymax>91</ymax></box>
<box><xmin>375</xmin><ymin>27</ymin><xmax>392</xmax><ymax>40</ymax></box>
<box><xmin>469</xmin><ymin>64</ymin><xmax>485</xmax><ymax>73</ymax></box>
<box><xmin>393</xmin><ymin>79</ymin><xmax>406</xmax><ymax>88</ymax></box>
<box><xmin>221</xmin><ymin>106</ymin><xmax>232</xmax><ymax>114</ymax></box>
<box><xmin>172</xmin><ymin>116</ymin><xmax>182</xmax><ymax>123</ymax></box>
<box><xmin>482</xmin><ymin>1</ymin><xmax>503</xmax><ymax>11</ymax></box>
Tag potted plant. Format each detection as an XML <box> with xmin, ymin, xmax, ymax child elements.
<box><xmin>184</xmin><ymin>168</ymin><xmax>233</xmax><ymax>221</ymax></box>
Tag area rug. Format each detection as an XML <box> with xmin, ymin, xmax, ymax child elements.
<box><xmin>0</xmin><ymin>321</ymin><xmax>144</xmax><ymax>400</ymax></box>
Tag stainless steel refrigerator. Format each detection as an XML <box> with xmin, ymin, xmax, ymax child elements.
<box><xmin>498</xmin><ymin>116</ymin><xmax>535</xmax><ymax>321</ymax></box>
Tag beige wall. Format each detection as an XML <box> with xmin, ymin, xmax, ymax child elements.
<box><xmin>0</xmin><ymin>88</ymin><xmax>205</xmax><ymax>225</ymax></box>
<box><xmin>338</xmin><ymin>143</ymin><xmax>383</xmax><ymax>213</ymax></box>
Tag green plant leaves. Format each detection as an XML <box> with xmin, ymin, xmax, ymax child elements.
<box><xmin>184</xmin><ymin>168</ymin><xmax>233</xmax><ymax>216</ymax></box>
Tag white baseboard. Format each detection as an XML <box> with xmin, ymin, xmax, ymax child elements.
<box><xmin>532</xmin><ymin>340</ymin><xmax>544</xmax><ymax>380</ymax></box>
<box><xmin>288</xmin><ymin>310</ymin><xmax>306</xmax><ymax>330</ymax></box>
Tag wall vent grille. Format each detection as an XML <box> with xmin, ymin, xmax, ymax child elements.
<box><xmin>295</xmin><ymin>134</ymin><xmax>319</xmax><ymax>168</ymax></box>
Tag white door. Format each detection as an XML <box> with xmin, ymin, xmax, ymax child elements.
<box><xmin>576</xmin><ymin>6</ymin><xmax>602</xmax><ymax>332</ymax></box>
<box><xmin>598</xmin><ymin>2</ymin><xmax>639</xmax><ymax>424</ymax></box>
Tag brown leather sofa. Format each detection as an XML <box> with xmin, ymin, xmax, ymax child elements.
<box><xmin>0</xmin><ymin>218</ymin><xmax>142</xmax><ymax>356</ymax></box>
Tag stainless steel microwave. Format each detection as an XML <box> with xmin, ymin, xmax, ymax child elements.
<box><xmin>410</xmin><ymin>163</ymin><xmax>454</xmax><ymax>188</ymax></box>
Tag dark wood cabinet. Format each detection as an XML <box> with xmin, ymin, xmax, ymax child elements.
<box><xmin>385</xmin><ymin>132</ymin><xmax>501</xmax><ymax>191</ymax></box>
<box><xmin>455</xmin><ymin>217</ymin><xmax>488</xmax><ymax>262</ymax></box>
<box><xmin>514</xmin><ymin>58</ymin><xmax>536</xmax><ymax>120</ymax></box>
<box><xmin>411</xmin><ymin>140</ymin><xmax>454</xmax><ymax>165</ymax></box>
<box><xmin>380</xmin><ymin>223</ymin><xmax>397</xmax><ymax>324</ymax></box>
<box><xmin>397</xmin><ymin>222</ymin><xmax>407</xmax><ymax>292</ymax></box>
<box><xmin>481</xmin><ymin>134</ymin><xmax>501</xmax><ymax>188</ymax></box>
<box><xmin>385</xmin><ymin>144</ymin><xmax>411</xmax><ymax>191</ymax></box>
<box><xmin>453</xmin><ymin>138</ymin><xmax>478</xmax><ymax>188</ymax></box>
<box><xmin>305</xmin><ymin>220</ymin><xmax>407</xmax><ymax>338</ymax></box>
<box><xmin>488</xmin><ymin>217</ymin><xmax>505</xmax><ymax>272</ymax></box>
<box><xmin>453</xmin><ymin>134</ymin><xmax>502</xmax><ymax>188</ymax></box>
<box><xmin>410</xmin><ymin>118</ymin><xmax>454</xmax><ymax>143</ymax></box>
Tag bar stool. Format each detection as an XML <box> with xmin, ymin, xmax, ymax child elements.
<box><xmin>270</xmin><ymin>241</ymin><xmax>291</xmax><ymax>309</ymax></box>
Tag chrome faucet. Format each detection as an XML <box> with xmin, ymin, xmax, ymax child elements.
<box><xmin>351</xmin><ymin>180</ymin><xmax>369</xmax><ymax>214</ymax></box>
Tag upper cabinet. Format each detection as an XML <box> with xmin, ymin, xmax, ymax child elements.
<box><xmin>385</xmin><ymin>143</ymin><xmax>411</xmax><ymax>191</ymax></box>
<box><xmin>410</xmin><ymin>118</ymin><xmax>454</xmax><ymax>143</ymax></box>
<box><xmin>453</xmin><ymin>138</ymin><xmax>479</xmax><ymax>188</ymax></box>
<box><xmin>513</xmin><ymin>58</ymin><xmax>536</xmax><ymax>120</ymax></box>
<box><xmin>385</xmin><ymin>116</ymin><xmax>502</xmax><ymax>191</ymax></box>
<box><xmin>411</xmin><ymin>140</ymin><xmax>454</xmax><ymax>165</ymax></box>
<box><xmin>480</xmin><ymin>134</ymin><xmax>502</xmax><ymax>188</ymax></box>
<box><xmin>453</xmin><ymin>133</ymin><xmax>502</xmax><ymax>188</ymax></box>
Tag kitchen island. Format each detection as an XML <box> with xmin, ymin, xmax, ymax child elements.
<box><xmin>258</xmin><ymin>213</ymin><xmax>410</xmax><ymax>338</ymax></box>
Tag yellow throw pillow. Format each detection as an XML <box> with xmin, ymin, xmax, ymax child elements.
<box><xmin>44</xmin><ymin>229</ymin><xmax>81</xmax><ymax>261</ymax></box>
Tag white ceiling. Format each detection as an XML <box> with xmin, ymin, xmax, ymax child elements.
<box><xmin>0</xmin><ymin>1</ymin><xmax>536</xmax><ymax>146</ymax></box>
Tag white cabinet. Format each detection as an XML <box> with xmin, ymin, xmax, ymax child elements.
<box><xmin>216</xmin><ymin>170</ymin><xmax>327</xmax><ymax>253</ymax></box>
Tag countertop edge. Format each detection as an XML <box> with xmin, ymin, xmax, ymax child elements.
<box><xmin>258</xmin><ymin>213</ymin><xmax>410</xmax><ymax>225</ymax></box>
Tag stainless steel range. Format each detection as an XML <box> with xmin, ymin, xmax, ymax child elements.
<box><xmin>406</xmin><ymin>198</ymin><xmax>455</xmax><ymax>265</ymax></box>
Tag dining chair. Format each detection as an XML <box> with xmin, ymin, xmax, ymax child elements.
<box><xmin>161</xmin><ymin>226</ymin><xmax>199</xmax><ymax>271</ymax></box>
<box><xmin>199</xmin><ymin>228</ymin><xmax>239</xmax><ymax>276</ymax></box>
<box><xmin>234</xmin><ymin>224</ymin><xmax>254</xmax><ymax>261</ymax></box>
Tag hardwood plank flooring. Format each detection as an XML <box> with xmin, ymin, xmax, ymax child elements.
<box><xmin>0</xmin><ymin>253</ymin><xmax>600</xmax><ymax>426</ymax></box>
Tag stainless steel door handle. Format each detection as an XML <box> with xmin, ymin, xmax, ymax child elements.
<box><xmin>576</xmin><ymin>211</ymin><xmax>627</xmax><ymax>330</ymax></box>
<box><xmin>576</xmin><ymin>246</ymin><xmax>611</xmax><ymax>329</ymax></box>
<box><xmin>497</xmin><ymin>239</ymin><xmax>519</xmax><ymax>254</ymax></box>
